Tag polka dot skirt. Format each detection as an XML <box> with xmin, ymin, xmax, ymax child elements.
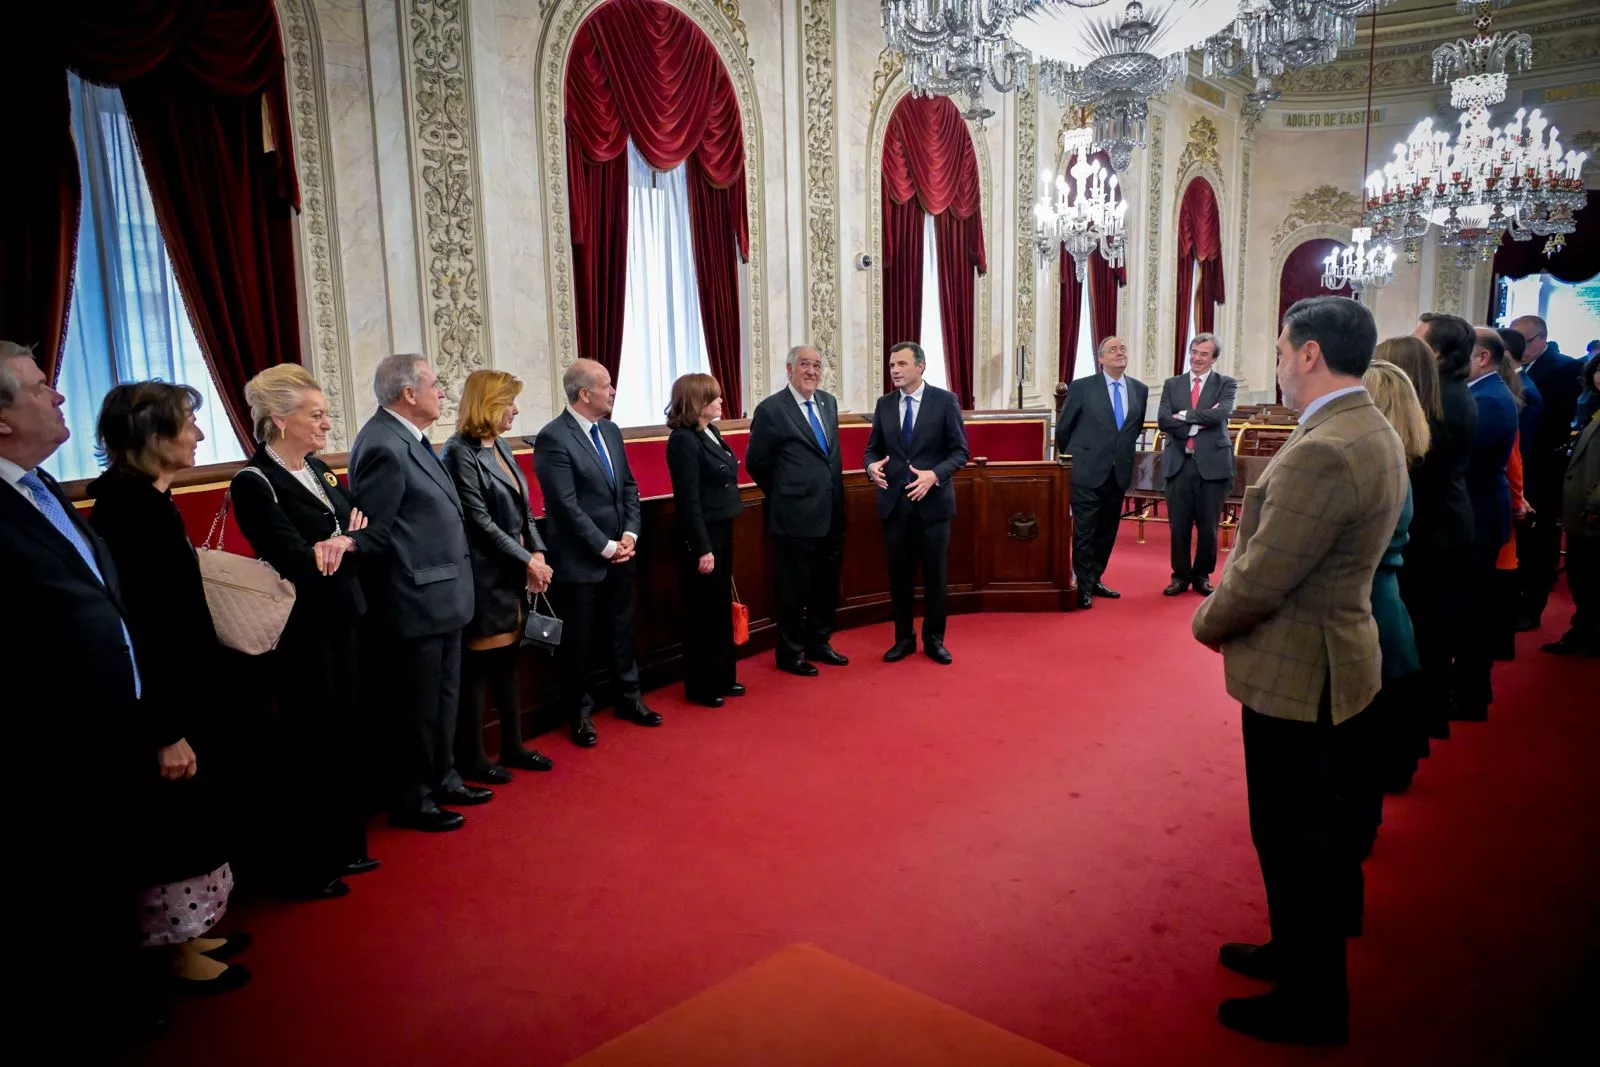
<box><xmin>138</xmin><ymin>863</ymin><xmax>234</xmax><ymax>946</ymax></box>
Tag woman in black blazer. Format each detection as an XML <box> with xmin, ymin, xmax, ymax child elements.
<box><xmin>441</xmin><ymin>370</ymin><xmax>555</xmax><ymax>782</ymax></box>
<box><xmin>665</xmin><ymin>373</ymin><xmax>746</xmax><ymax>707</ymax></box>
<box><xmin>232</xmin><ymin>364</ymin><xmax>374</xmax><ymax>900</ymax></box>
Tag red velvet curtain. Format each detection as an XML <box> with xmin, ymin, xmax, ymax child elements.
<box><xmin>1058</xmin><ymin>249</ymin><xmax>1084</xmax><ymax>384</ymax></box>
<box><xmin>882</xmin><ymin>95</ymin><xmax>987</xmax><ymax>407</ymax></box>
<box><xmin>1277</xmin><ymin>238</ymin><xmax>1350</xmax><ymax>402</ymax></box>
<box><xmin>1174</xmin><ymin>178</ymin><xmax>1226</xmax><ymax>375</ymax></box>
<box><xmin>883</xmin><ymin>195</ymin><xmax>926</xmax><ymax>382</ymax></box>
<box><xmin>2</xmin><ymin>3</ymin><xmax>299</xmax><ymax>447</ymax></box>
<box><xmin>565</xmin><ymin>0</ymin><xmax>749</xmax><ymax>415</ymax></box>
<box><xmin>1487</xmin><ymin>192</ymin><xmax>1600</xmax><ymax>321</ymax></box>
<box><xmin>1087</xmin><ymin>248</ymin><xmax>1125</xmax><ymax>371</ymax></box>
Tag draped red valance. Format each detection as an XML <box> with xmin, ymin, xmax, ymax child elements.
<box><xmin>565</xmin><ymin>0</ymin><xmax>749</xmax><ymax>415</ymax></box>
<box><xmin>1</xmin><ymin>2</ymin><xmax>300</xmax><ymax>448</ymax></box>
<box><xmin>880</xmin><ymin>95</ymin><xmax>986</xmax><ymax>408</ymax></box>
<box><xmin>1173</xmin><ymin>178</ymin><xmax>1226</xmax><ymax>375</ymax></box>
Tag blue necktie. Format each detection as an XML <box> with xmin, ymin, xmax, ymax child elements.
<box><xmin>901</xmin><ymin>394</ymin><xmax>915</xmax><ymax>449</ymax></box>
<box><xmin>19</xmin><ymin>470</ymin><xmax>142</xmax><ymax>697</ymax></box>
<box><xmin>805</xmin><ymin>399</ymin><xmax>828</xmax><ymax>453</ymax></box>
<box><xmin>1111</xmin><ymin>379</ymin><xmax>1125</xmax><ymax>431</ymax></box>
<box><xmin>589</xmin><ymin>423</ymin><xmax>615</xmax><ymax>484</ymax></box>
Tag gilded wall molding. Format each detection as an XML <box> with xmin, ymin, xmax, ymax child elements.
<box><xmin>1272</xmin><ymin>184</ymin><xmax>1362</xmax><ymax>251</ymax></box>
<box><xmin>866</xmin><ymin>73</ymin><xmax>995</xmax><ymax>407</ymax></box>
<box><xmin>278</xmin><ymin>0</ymin><xmax>354</xmax><ymax>450</ymax></box>
<box><xmin>1433</xmin><ymin>262</ymin><xmax>1466</xmax><ymax>318</ymax></box>
<box><xmin>714</xmin><ymin>1</ymin><xmax>750</xmax><ymax>60</ymax></box>
<box><xmin>1232</xmin><ymin>119</ymin><xmax>1254</xmax><ymax>381</ymax></box>
<box><xmin>1141</xmin><ymin>112</ymin><xmax>1166</xmax><ymax>380</ymax></box>
<box><xmin>1177</xmin><ymin>116</ymin><xmax>1220</xmax><ymax>178</ymax></box>
<box><xmin>534</xmin><ymin>0</ymin><xmax>769</xmax><ymax>408</ymax></box>
<box><xmin>1013</xmin><ymin>86</ymin><xmax>1038</xmax><ymax>402</ymax></box>
<box><xmin>400</xmin><ymin>0</ymin><xmax>490</xmax><ymax>419</ymax></box>
<box><xmin>800</xmin><ymin>0</ymin><xmax>840</xmax><ymax>394</ymax></box>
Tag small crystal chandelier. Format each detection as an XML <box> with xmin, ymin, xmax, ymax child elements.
<box><xmin>1321</xmin><ymin>226</ymin><xmax>1396</xmax><ymax>292</ymax></box>
<box><xmin>1202</xmin><ymin>0</ymin><xmax>1375</xmax><ymax>85</ymax></box>
<box><xmin>881</xmin><ymin>0</ymin><xmax>1039</xmax><ymax>124</ymax></box>
<box><xmin>1034</xmin><ymin>125</ymin><xmax>1128</xmax><ymax>279</ymax></box>
<box><xmin>1363</xmin><ymin>2</ymin><xmax>1589</xmax><ymax>267</ymax></box>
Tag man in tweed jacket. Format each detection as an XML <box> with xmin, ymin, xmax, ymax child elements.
<box><xmin>1193</xmin><ymin>297</ymin><xmax>1408</xmax><ymax>1046</ymax></box>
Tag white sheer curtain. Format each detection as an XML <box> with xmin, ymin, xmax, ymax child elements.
<box><xmin>53</xmin><ymin>73</ymin><xmax>244</xmax><ymax>482</ymax></box>
<box><xmin>615</xmin><ymin>140</ymin><xmax>710</xmax><ymax>427</ymax></box>
<box><xmin>1073</xmin><ymin>294</ymin><xmax>1098</xmax><ymax>379</ymax></box>
<box><xmin>917</xmin><ymin>212</ymin><xmax>950</xmax><ymax>390</ymax></box>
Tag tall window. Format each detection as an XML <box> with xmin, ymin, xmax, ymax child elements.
<box><xmin>54</xmin><ymin>73</ymin><xmax>244</xmax><ymax>482</ymax></box>
<box><xmin>1072</xmin><ymin>296</ymin><xmax>1097</xmax><ymax>380</ymax></box>
<box><xmin>614</xmin><ymin>140</ymin><xmax>710</xmax><ymax>428</ymax></box>
<box><xmin>1496</xmin><ymin>271</ymin><xmax>1600</xmax><ymax>354</ymax></box>
<box><xmin>917</xmin><ymin>213</ymin><xmax>950</xmax><ymax>390</ymax></box>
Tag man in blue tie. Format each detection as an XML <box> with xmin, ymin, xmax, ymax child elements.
<box><xmin>1054</xmin><ymin>335</ymin><xmax>1151</xmax><ymax>609</ymax></box>
<box><xmin>747</xmin><ymin>345</ymin><xmax>850</xmax><ymax>675</ymax></box>
<box><xmin>0</xmin><ymin>341</ymin><xmax>158</xmax><ymax>1049</ymax></box>
<box><xmin>864</xmin><ymin>342</ymin><xmax>969</xmax><ymax>664</ymax></box>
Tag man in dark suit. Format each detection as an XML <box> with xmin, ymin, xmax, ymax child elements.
<box><xmin>1157</xmin><ymin>333</ymin><xmax>1236</xmax><ymax>596</ymax></box>
<box><xmin>864</xmin><ymin>342</ymin><xmax>970</xmax><ymax>664</ymax></box>
<box><xmin>533</xmin><ymin>358</ymin><xmax>662</xmax><ymax>746</ymax></box>
<box><xmin>745</xmin><ymin>345</ymin><xmax>849</xmax><ymax>676</ymax></box>
<box><xmin>350</xmin><ymin>353</ymin><xmax>486</xmax><ymax>832</ymax></box>
<box><xmin>1456</xmin><ymin>328</ymin><xmax>1520</xmax><ymax>721</ymax></box>
<box><xmin>1055</xmin><ymin>335</ymin><xmax>1149</xmax><ymax>609</ymax></box>
<box><xmin>1511</xmin><ymin>314</ymin><xmax>1586</xmax><ymax>629</ymax></box>
<box><xmin>1497</xmin><ymin>327</ymin><xmax>1544</xmax><ymax>465</ymax></box>
<box><xmin>0</xmin><ymin>343</ymin><xmax>156</xmax><ymax>1049</ymax></box>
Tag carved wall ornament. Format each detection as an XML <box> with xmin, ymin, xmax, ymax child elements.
<box><xmin>1014</xmin><ymin>86</ymin><xmax>1038</xmax><ymax>404</ymax></box>
<box><xmin>801</xmin><ymin>0</ymin><xmax>840</xmax><ymax>395</ymax></box>
<box><xmin>535</xmin><ymin>0</ymin><xmax>769</xmax><ymax>407</ymax></box>
<box><xmin>1433</xmin><ymin>262</ymin><xmax>1466</xmax><ymax>318</ymax></box>
<box><xmin>401</xmin><ymin>0</ymin><xmax>490</xmax><ymax>418</ymax></box>
<box><xmin>1142</xmin><ymin>111</ymin><xmax>1165</xmax><ymax>380</ymax></box>
<box><xmin>714</xmin><ymin>0</ymin><xmax>750</xmax><ymax>60</ymax></box>
<box><xmin>1272</xmin><ymin>184</ymin><xmax>1362</xmax><ymax>251</ymax></box>
<box><xmin>1233</xmin><ymin>125</ymin><xmax>1255</xmax><ymax>377</ymax></box>
<box><xmin>1178</xmin><ymin>115</ymin><xmax>1220</xmax><ymax>176</ymax></box>
<box><xmin>279</xmin><ymin>0</ymin><xmax>354</xmax><ymax>450</ymax></box>
<box><xmin>871</xmin><ymin>46</ymin><xmax>902</xmax><ymax>108</ymax></box>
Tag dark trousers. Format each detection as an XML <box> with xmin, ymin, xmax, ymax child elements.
<box><xmin>1164</xmin><ymin>454</ymin><xmax>1228</xmax><ymax>582</ymax></box>
<box><xmin>883</xmin><ymin>509</ymin><xmax>951</xmax><ymax>641</ymax></box>
<box><xmin>773</xmin><ymin>525</ymin><xmax>843</xmax><ymax>663</ymax></box>
<box><xmin>1564</xmin><ymin>532</ymin><xmax>1600</xmax><ymax>643</ymax></box>
<box><xmin>677</xmin><ymin>520</ymin><xmax>737</xmax><ymax>700</ymax></box>
<box><xmin>549</xmin><ymin>564</ymin><xmax>642</xmax><ymax>724</ymax></box>
<box><xmin>1452</xmin><ymin>543</ymin><xmax>1500</xmax><ymax>718</ymax></box>
<box><xmin>1071</xmin><ymin>476</ymin><xmax>1127</xmax><ymax>587</ymax></box>
<box><xmin>389</xmin><ymin>629</ymin><xmax>464</xmax><ymax>814</ymax></box>
<box><xmin>1517</xmin><ymin>482</ymin><xmax>1564</xmax><ymax>621</ymax></box>
<box><xmin>457</xmin><ymin>644</ymin><xmax>527</xmax><ymax>772</ymax></box>
<box><xmin>1242</xmin><ymin>697</ymin><xmax>1350</xmax><ymax>1010</ymax></box>
<box><xmin>1492</xmin><ymin>566</ymin><xmax>1521</xmax><ymax>660</ymax></box>
<box><xmin>276</xmin><ymin>624</ymin><xmax>367</xmax><ymax>887</ymax></box>
<box><xmin>1398</xmin><ymin>544</ymin><xmax>1467</xmax><ymax>729</ymax></box>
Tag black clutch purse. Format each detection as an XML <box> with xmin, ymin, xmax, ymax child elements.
<box><xmin>522</xmin><ymin>592</ymin><xmax>562</xmax><ymax>651</ymax></box>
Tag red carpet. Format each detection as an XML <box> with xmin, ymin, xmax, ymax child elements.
<box><xmin>132</xmin><ymin>528</ymin><xmax>1600</xmax><ymax>1067</ymax></box>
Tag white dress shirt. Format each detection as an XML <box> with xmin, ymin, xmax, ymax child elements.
<box><xmin>896</xmin><ymin>381</ymin><xmax>926</xmax><ymax>432</ymax></box>
<box><xmin>1467</xmin><ymin>370</ymin><xmax>1497</xmax><ymax>390</ymax></box>
<box><xmin>0</xmin><ymin>455</ymin><xmax>40</xmax><ymax>510</ymax></box>
<box><xmin>567</xmin><ymin>406</ymin><xmax>636</xmax><ymax>558</ymax></box>
<box><xmin>1299</xmin><ymin>384</ymin><xmax>1368</xmax><ymax>424</ymax></box>
<box><xmin>789</xmin><ymin>385</ymin><xmax>830</xmax><ymax>442</ymax></box>
<box><xmin>382</xmin><ymin>406</ymin><xmax>429</xmax><ymax>443</ymax></box>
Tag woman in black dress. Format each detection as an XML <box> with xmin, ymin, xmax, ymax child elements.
<box><xmin>664</xmin><ymin>373</ymin><xmax>746</xmax><ymax>707</ymax></box>
<box><xmin>85</xmin><ymin>382</ymin><xmax>250</xmax><ymax>994</ymax></box>
<box><xmin>232</xmin><ymin>364</ymin><xmax>373</xmax><ymax>899</ymax></box>
<box><xmin>441</xmin><ymin>369</ymin><xmax>555</xmax><ymax>782</ymax></box>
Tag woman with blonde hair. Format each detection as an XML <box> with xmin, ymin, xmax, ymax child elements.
<box><xmin>233</xmin><ymin>363</ymin><xmax>376</xmax><ymax>900</ymax></box>
<box><xmin>442</xmin><ymin>369</ymin><xmax>555</xmax><ymax>780</ymax></box>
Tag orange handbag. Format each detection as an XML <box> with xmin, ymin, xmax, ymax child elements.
<box><xmin>731</xmin><ymin>580</ymin><xmax>749</xmax><ymax>645</ymax></box>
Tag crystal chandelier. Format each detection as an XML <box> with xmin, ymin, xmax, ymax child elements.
<box><xmin>881</xmin><ymin>0</ymin><xmax>1038</xmax><ymax>122</ymax></box>
<box><xmin>1321</xmin><ymin>226</ymin><xmax>1396</xmax><ymax>292</ymax></box>
<box><xmin>1202</xmin><ymin>1</ymin><xmax>1377</xmax><ymax>84</ymax></box>
<box><xmin>1034</xmin><ymin>125</ymin><xmax>1129</xmax><ymax>278</ymax></box>
<box><xmin>1363</xmin><ymin>3</ymin><xmax>1589</xmax><ymax>267</ymax></box>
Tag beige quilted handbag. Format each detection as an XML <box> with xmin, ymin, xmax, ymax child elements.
<box><xmin>197</xmin><ymin>468</ymin><xmax>297</xmax><ymax>655</ymax></box>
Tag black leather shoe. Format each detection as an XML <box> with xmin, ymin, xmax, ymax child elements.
<box><xmin>171</xmin><ymin>964</ymin><xmax>253</xmax><ymax>997</ymax></box>
<box><xmin>572</xmin><ymin>719</ymin><xmax>599</xmax><ymax>747</ymax></box>
<box><xmin>617</xmin><ymin>701</ymin><xmax>664</xmax><ymax>726</ymax></box>
<box><xmin>924</xmin><ymin>638</ymin><xmax>952</xmax><ymax>665</ymax></box>
<box><xmin>390</xmin><ymin>808</ymin><xmax>465</xmax><ymax>832</ymax></box>
<box><xmin>500</xmin><ymin>747</ymin><xmax>554</xmax><ymax>771</ymax></box>
<box><xmin>807</xmin><ymin>644</ymin><xmax>849</xmax><ymax>666</ymax></box>
<box><xmin>689</xmin><ymin>693</ymin><xmax>725</xmax><ymax>708</ymax></box>
<box><xmin>434</xmin><ymin>785</ymin><xmax>493</xmax><ymax>807</ymax></box>
<box><xmin>1217</xmin><ymin>992</ymin><xmax>1347</xmax><ymax>1046</ymax></box>
<box><xmin>1163</xmin><ymin>580</ymin><xmax>1189</xmax><ymax>596</ymax></box>
<box><xmin>1194</xmin><ymin>578</ymin><xmax>1215</xmax><ymax>596</ymax></box>
<box><xmin>462</xmin><ymin>764</ymin><xmax>513</xmax><ymax>786</ymax></box>
<box><xmin>1218</xmin><ymin>941</ymin><xmax>1282</xmax><ymax>983</ymax></box>
<box><xmin>884</xmin><ymin>638</ymin><xmax>917</xmax><ymax>662</ymax></box>
<box><xmin>199</xmin><ymin>932</ymin><xmax>253</xmax><ymax>960</ymax></box>
<box><xmin>725</xmin><ymin>682</ymin><xmax>747</xmax><ymax>697</ymax></box>
<box><xmin>343</xmin><ymin>857</ymin><xmax>381</xmax><ymax>876</ymax></box>
<box><xmin>1091</xmin><ymin>583</ymin><xmax>1121</xmax><ymax>599</ymax></box>
<box><xmin>778</xmin><ymin>659</ymin><xmax>819</xmax><ymax>677</ymax></box>
<box><xmin>282</xmin><ymin>878</ymin><xmax>351</xmax><ymax>901</ymax></box>
<box><xmin>1076</xmin><ymin>588</ymin><xmax>1094</xmax><ymax>609</ymax></box>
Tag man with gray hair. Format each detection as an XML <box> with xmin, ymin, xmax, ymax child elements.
<box><xmin>1157</xmin><ymin>333</ymin><xmax>1236</xmax><ymax>595</ymax></box>
<box><xmin>349</xmin><ymin>353</ymin><xmax>485</xmax><ymax>831</ymax></box>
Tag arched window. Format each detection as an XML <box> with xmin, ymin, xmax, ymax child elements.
<box><xmin>564</xmin><ymin>0</ymin><xmax>749</xmax><ymax>424</ymax></box>
<box><xmin>1174</xmin><ymin>178</ymin><xmax>1225</xmax><ymax>375</ymax></box>
<box><xmin>1277</xmin><ymin>238</ymin><xmax>1350</xmax><ymax>402</ymax></box>
<box><xmin>881</xmin><ymin>95</ymin><xmax>986</xmax><ymax>407</ymax></box>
